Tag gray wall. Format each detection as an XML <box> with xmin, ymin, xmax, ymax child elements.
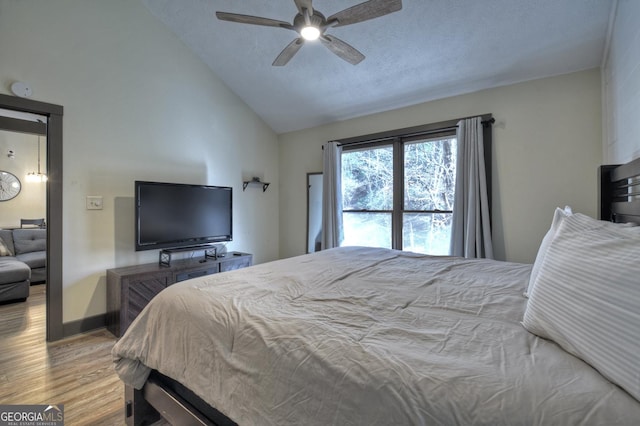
<box><xmin>0</xmin><ymin>0</ymin><xmax>280</xmax><ymax>323</ymax></box>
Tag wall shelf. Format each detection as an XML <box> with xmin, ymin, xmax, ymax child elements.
<box><xmin>243</xmin><ymin>180</ymin><xmax>270</xmax><ymax>192</ymax></box>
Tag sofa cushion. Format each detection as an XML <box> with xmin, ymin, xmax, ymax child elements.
<box><xmin>0</xmin><ymin>279</ymin><xmax>29</xmax><ymax>302</ymax></box>
<box><xmin>0</xmin><ymin>258</ymin><xmax>31</xmax><ymax>284</ymax></box>
<box><xmin>16</xmin><ymin>251</ymin><xmax>46</xmax><ymax>269</ymax></box>
<box><xmin>30</xmin><ymin>267</ymin><xmax>46</xmax><ymax>284</ymax></box>
<box><xmin>12</xmin><ymin>229</ymin><xmax>46</xmax><ymax>255</ymax></box>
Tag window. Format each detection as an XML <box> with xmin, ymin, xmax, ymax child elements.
<box><xmin>341</xmin><ymin>130</ymin><xmax>458</xmax><ymax>255</ymax></box>
<box><xmin>403</xmin><ymin>137</ymin><xmax>457</xmax><ymax>254</ymax></box>
<box><xmin>342</xmin><ymin>145</ymin><xmax>394</xmax><ymax>249</ymax></box>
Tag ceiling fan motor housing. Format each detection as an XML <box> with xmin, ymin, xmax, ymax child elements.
<box><xmin>293</xmin><ymin>10</ymin><xmax>326</xmax><ymax>33</ymax></box>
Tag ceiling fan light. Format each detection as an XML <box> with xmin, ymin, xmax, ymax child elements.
<box><xmin>300</xmin><ymin>26</ymin><xmax>320</xmax><ymax>41</ymax></box>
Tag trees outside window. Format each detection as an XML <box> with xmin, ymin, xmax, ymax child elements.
<box><xmin>341</xmin><ymin>135</ymin><xmax>456</xmax><ymax>255</ymax></box>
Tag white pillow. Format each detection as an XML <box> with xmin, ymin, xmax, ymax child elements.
<box><xmin>523</xmin><ymin>213</ymin><xmax>640</xmax><ymax>402</ymax></box>
<box><xmin>0</xmin><ymin>237</ymin><xmax>11</xmax><ymax>256</ymax></box>
<box><xmin>525</xmin><ymin>206</ymin><xmax>572</xmax><ymax>297</ymax></box>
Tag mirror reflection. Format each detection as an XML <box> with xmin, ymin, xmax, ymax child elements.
<box><xmin>307</xmin><ymin>172</ymin><xmax>322</xmax><ymax>253</ymax></box>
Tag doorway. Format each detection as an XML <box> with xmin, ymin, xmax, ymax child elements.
<box><xmin>0</xmin><ymin>94</ymin><xmax>63</xmax><ymax>341</ymax></box>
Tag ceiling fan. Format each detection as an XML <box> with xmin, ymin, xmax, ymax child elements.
<box><xmin>216</xmin><ymin>0</ymin><xmax>402</xmax><ymax>66</ymax></box>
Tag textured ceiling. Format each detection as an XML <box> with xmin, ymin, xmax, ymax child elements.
<box><xmin>141</xmin><ymin>0</ymin><xmax>613</xmax><ymax>134</ymax></box>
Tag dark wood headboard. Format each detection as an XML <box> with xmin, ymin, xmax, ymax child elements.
<box><xmin>599</xmin><ymin>157</ymin><xmax>640</xmax><ymax>225</ymax></box>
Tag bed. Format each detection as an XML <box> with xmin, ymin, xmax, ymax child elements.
<box><xmin>113</xmin><ymin>158</ymin><xmax>640</xmax><ymax>425</ymax></box>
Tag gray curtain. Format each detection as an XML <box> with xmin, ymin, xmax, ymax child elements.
<box><xmin>321</xmin><ymin>141</ymin><xmax>343</xmax><ymax>249</ymax></box>
<box><xmin>450</xmin><ymin>117</ymin><xmax>494</xmax><ymax>259</ymax></box>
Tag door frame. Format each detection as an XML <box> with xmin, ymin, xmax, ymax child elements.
<box><xmin>0</xmin><ymin>93</ymin><xmax>63</xmax><ymax>341</ymax></box>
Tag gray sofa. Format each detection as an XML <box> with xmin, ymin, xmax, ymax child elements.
<box><xmin>0</xmin><ymin>229</ymin><xmax>46</xmax><ymax>303</ymax></box>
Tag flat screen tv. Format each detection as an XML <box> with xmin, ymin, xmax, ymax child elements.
<box><xmin>135</xmin><ymin>180</ymin><xmax>232</xmax><ymax>251</ymax></box>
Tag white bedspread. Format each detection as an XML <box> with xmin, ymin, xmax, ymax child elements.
<box><xmin>113</xmin><ymin>246</ymin><xmax>640</xmax><ymax>425</ymax></box>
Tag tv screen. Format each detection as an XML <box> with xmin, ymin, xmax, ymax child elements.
<box><xmin>135</xmin><ymin>181</ymin><xmax>232</xmax><ymax>251</ymax></box>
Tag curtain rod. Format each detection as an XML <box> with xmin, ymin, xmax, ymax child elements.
<box><xmin>328</xmin><ymin>117</ymin><xmax>495</xmax><ymax>149</ymax></box>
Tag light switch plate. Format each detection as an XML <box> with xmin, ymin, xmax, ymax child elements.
<box><xmin>86</xmin><ymin>196</ymin><xmax>103</xmax><ymax>210</ymax></box>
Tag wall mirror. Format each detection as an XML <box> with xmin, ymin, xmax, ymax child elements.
<box><xmin>307</xmin><ymin>172</ymin><xmax>322</xmax><ymax>253</ymax></box>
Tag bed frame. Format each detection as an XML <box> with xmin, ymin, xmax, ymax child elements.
<box><xmin>124</xmin><ymin>157</ymin><xmax>640</xmax><ymax>426</ymax></box>
<box><xmin>599</xmin><ymin>157</ymin><xmax>640</xmax><ymax>225</ymax></box>
<box><xmin>125</xmin><ymin>371</ymin><xmax>235</xmax><ymax>426</ymax></box>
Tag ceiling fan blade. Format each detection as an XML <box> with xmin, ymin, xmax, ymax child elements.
<box><xmin>327</xmin><ymin>0</ymin><xmax>402</xmax><ymax>27</ymax></box>
<box><xmin>320</xmin><ymin>35</ymin><xmax>365</xmax><ymax>65</ymax></box>
<box><xmin>216</xmin><ymin>12</ymin><xmax>294</xmax><ymax>30</ymax></box>
<box><xmin>293</xmin><ymin>0</ymin><xmax>314</xmax><ymax>16</ymax></box>
<box><xmin>273</xmin><ymin>38</ymin><xmax>305</xmax><ymax>66</ymax></box>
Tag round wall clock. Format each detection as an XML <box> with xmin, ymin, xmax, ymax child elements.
<box><xmin>0</xmin><ymin>171</ymin><xmax>22</xmax><ymax>201</ymax></box>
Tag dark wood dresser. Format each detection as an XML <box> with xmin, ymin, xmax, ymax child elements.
<box><xmin>106</xmin><ymin>252</ymin><xmax>252</xmax><ymax>337</ymax></box>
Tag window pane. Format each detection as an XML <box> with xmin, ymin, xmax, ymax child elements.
<box><xmin>342</xmin><ymin>212</ymin><xmax>391</xmax><ymax>249</ymax></box>
<box><xmin>403</xmin><ymin>212</ymin><xmax>452</xmax><ymax>255</ymax></box>
<box><xmin>342</xmin><ymin>146</ymin><xmax>393</xmax><ymax>211</ymax></box>
<box><xmin>404</xmin><ymin>138</ymin><xmax>456</xmax><ymax>211</ymax></box>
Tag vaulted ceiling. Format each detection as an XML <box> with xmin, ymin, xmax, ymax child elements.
<box><xmin>142</xmin><ymin>0</ymin><xmax>614</xmax><ymax>134</ymax></box>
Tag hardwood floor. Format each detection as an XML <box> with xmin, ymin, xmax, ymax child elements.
<box><xmin>0</xmin><ymin>284</ymin><xmax>126</xmax><ymax>425</ymax></box>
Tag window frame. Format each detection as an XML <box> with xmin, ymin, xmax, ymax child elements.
<box><xmin>399</xmin><ymin>134</ymin><xmax>458</xmax><ymax>252</ymax></box>
<box><xmin>338</xmin><ymin>115</ymin><xmax>493</xmax><ymax>252</ymax></box>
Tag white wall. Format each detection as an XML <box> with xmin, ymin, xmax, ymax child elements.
<box><xmin>279</xmin><ymin>69</ymin><xmax>602</xmax><ymax>264</ymax></box>
<box><xmin>602</xmin><ymin>0</ymin><xmax>640</xmax><ymax>163</ymax></box>
<box><xmin>0</xmin><ymin>0</ymin><xmax>279</xmax><ymax>322</ymax></box>
<box><xmin>0</xmin><ymin>130</ymin><xmax>46</xmax><ymax>225</ymax></box>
